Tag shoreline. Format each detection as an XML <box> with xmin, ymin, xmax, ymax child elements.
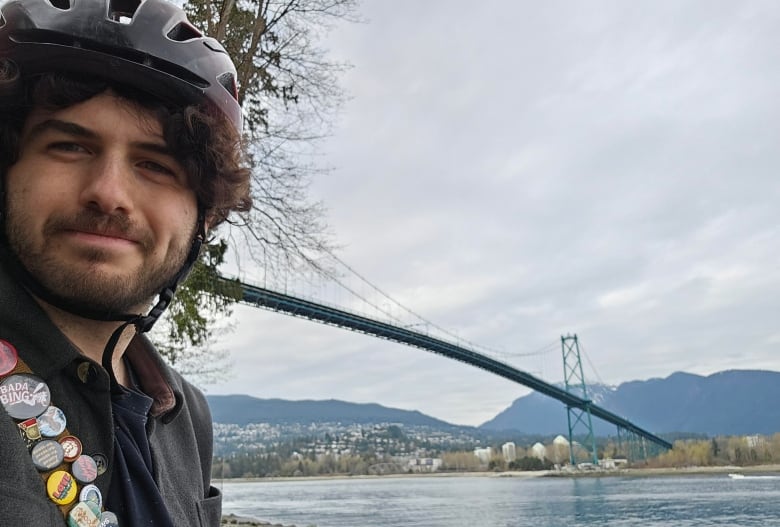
<box><xmin>216</xmin><ymin>463</ymin><xmax>780</xmax><ymax>485</ymax></box>
<box><xmin>219</xmin><ymin>465</ymin><xmax>780</xmax><ymax>525</ymax></box>
<box><xmin>215</xmin><ymin>470</ymin><xmax>546</xmax><ymax>484</ymax></box>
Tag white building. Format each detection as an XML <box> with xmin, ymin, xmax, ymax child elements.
<box><xmin>531</xmin><ymin>442</ymin><xmax>546</xmax><ymax>461</ymax></box>
<box><xmin>474</xmin><ymin>447</ymin><xmax>492</xmax><ymax>464</ymax></box>
<box><xmin>407</xmin><ymin>458</ymin><xmax>442</xmax><ymax>473</ymax></box>
<box><xmin>551</xmin><ymin>435</ymin><xmax>571</xmax><ymax>464</ymax></box>
<box><xmin>502</xmin><ymin>442</ymin><xmax>517</xmax><ymax>462</ymax></box>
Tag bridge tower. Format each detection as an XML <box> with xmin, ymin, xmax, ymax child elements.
<box><xmin>561</xmin><ymin>334</ymin><xmax>599</xmax><ymax>466</ymax></box>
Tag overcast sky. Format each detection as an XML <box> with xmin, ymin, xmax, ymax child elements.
<box><xmin>207</xmin><ymin>1</ymin><xmax>780</xmax><ymax>427</ymax></box>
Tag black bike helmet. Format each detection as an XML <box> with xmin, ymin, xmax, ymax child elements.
<box><xmin>0</xmin><ymin>0</ymin><xmax>242</xmax><ymax>133</ymax></box>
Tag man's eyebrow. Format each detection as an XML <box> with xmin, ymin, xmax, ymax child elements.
<box><xmin>23</xmin><ymin>118</ymin><xmax>175</xmax><ymax>157</ymax></box>
<box><xmin>133</xmin><ymin>140</ymin><xmax>175</xmax><ymax>158</ymax></box>
<box><xmin>24</xmin><ymin>118</ymin><xmax>98</xmax><ymax>143</ymax></box>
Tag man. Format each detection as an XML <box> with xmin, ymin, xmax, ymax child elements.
<box><xmin>0</xmin><ymin>0</ymin><xmax>251</xmax><ymax>525</ymax></box>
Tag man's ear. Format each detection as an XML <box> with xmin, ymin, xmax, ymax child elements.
<box><xmin>195</xmin><ymin>207</ymin><xmax>209</xmax><ymax>241</ymax></box>
<box><xmin>202</xmin><ymin>213</ymin><xmax>213</xmax><ymax>238</ymax></box>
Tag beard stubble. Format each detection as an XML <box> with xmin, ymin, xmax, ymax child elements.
<box><xmin>5</xmin><ymin>206</ymin><xmax>194</xmax><ymax>314</ymax></box>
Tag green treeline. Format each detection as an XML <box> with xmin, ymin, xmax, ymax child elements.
<box><xmin>211</xmin><ymin>451</ymin><xmax>554</xmax><ymax>479</ymax></box>
<box><xmin>646</xmin><ymin>434</ymin><xmax>780</xmax><ymax>468</ymax></box>
<box><xmin>211</xmin><ymin>433</ymin><xmax>780</xmax><ymax>479</ymax></box>
<box><xmin>212</xmin><ymin>451</ymin><xmax>381</xmax><ymax>478</ymax></box>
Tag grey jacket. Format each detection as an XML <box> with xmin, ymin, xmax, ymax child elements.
<box><xmin>0</xmin><ymin>265</ymin><xmax>222</xmax><ymax>526</ymax></box>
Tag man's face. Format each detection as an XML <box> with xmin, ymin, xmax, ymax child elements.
<box><xmin>4</xmin><ymin>92</ymin><xmax>198</xmax><ymax>314</ymax></box>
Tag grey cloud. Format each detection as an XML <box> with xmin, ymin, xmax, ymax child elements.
<box><xmin>213</xmin><ymin>0</ymin><xmax>780</xmax><ymax>426</ymax></box>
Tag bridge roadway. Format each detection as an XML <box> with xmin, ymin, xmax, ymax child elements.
<box><xmin>239</xmin><ymin>280</ymin><xmax>673</xmax><ymax>451</ymax></box>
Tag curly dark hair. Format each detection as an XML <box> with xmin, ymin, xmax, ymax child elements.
<box><xmin>0</xmin><ymin>72</ymin><xmax>252</xmax><ymax>227</ymax></box>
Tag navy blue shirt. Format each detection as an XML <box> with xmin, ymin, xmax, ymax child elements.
<box><xmin>105</xmin><ymin>378</ymin><xmax>174</xmax><ymax>526</ymax></box>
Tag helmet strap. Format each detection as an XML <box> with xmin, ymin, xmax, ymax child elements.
<box><xmin>102</xmin><ymin>209</ymin><xmax>206</xmax><ymax>388</ymax></box>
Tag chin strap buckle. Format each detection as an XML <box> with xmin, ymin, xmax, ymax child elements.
<box><xmin>134</xmin><ymin>287</ymin><xmax>175</xmax><ymax>334</ymax></box>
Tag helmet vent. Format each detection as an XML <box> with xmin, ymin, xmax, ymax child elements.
<box><xmin>217</xmin><ymin>71</ymin><xmax>238</xmax><ymax>99</ymax></box>
<box><xmin>167</xmin><ymin>22</ymin><xmax>202</xmax><ymax>42</ymax></box>
<box><xmin>108</xmin><ymin>0</ymin><xmax>140</xmax><ymax>23</ymax></box>
<box><xmin>47</xmin><ymin>0</ymin><xmax>71</xmax><ymax>10</ymax></box>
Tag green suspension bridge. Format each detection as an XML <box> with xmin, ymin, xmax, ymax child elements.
<box><xmin>234</xmin><ymin>279</ymin><xmax>672</xmax><ymax>464</ymax></box>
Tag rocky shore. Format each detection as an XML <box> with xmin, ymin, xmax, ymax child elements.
<box><xmin>220</xmin><ymin>514</ymin><xmax>299</xmax><ymax>527</ymax></box>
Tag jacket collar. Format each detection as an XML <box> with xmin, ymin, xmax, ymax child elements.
<box><xmin>124</xmin><ymin>334</ymin><xmax>180</xmax><ymax>418</ymax></box>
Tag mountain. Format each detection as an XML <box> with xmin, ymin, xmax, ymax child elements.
<box><xmin>207</xmin><ymin>394</ymin><xmax>457</xmax><ymax>429</ymax></box>
<box><xmin>480</xmin><ymin>370</ymin><xmax>780</xmax><ymax>436</ymax></box>
<box><xmin>478</xmin><ymin>383</ymin><xmax>618</xmax><ymax>436</ymax></box>
<box><xmin>208</xmin><ymin>370</ymin><xmax>780</xmax><ymax>438</ymax></box>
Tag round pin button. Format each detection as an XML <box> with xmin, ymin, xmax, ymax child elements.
<box><xmin>91</xmin><ymin>453</ymin><xmax>108</xmax><ymax>476</ymax></box>
<box><xmin>71</xmin><ymin>454</ymin><xmax>98</xmax><ymax>484</ymax></box>
<box><xmin>99</xmin><ymin>511</ymin><xmax>119</xmax><ymax>527</ymax></box>
<box><xmin>0</xmin><ymin>373</ymin><xmax>51</xmax><ymax>419</ymax></box>
<box><xmin>31</xmin><ymin>439</ymin><xmax>65</xmax><ymax>472</ymax></box>
<box><xmin>79</xmin><ymin>483</ymin><xmax>102</xmax><ymax>509</ymax></box>
<box><xmin>67</xmin><ymin>500</ymin><xmax>100</xmax><ymax>527</ymax></box>
<box><xmin>0</xmin><ymin>339</ymin><xmax>18</xmax><ymax>376</ymax></box>
<box><xmin>59</xmin><ymin>435</ymin><xmax>83</xmax><ymax>462</ymax></box>
<box><xmin>37</xmin><ymin>405</ymin><xmax>67</xmax><ymax>437</ymax></box>
<box><xmin>46</xmin><ymin>470</ymin><xmax>78</xmax><ymax>505</ymax></box>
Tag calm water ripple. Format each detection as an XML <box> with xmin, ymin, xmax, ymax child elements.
<box><xmin>219</xmin><ymin>474</ymin><xmax>780</xmax><ymax>526</ymax></box>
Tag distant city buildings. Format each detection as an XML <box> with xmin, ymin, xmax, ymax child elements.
<box><xmin>212</xmin><ymin>421</ymin><xmax>659</xmax><ymax>473</ymax></box>
<box><xmin>213</xmin><ymin>421</ymin><xmax>480</xmax><ymax>458</ymax></box>
<box><xmin>407</xmin><ymin>458</ymin><xmax>442</xmax><ymax>473</ymax></box>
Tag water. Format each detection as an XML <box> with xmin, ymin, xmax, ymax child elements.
<box><xmin>220</xmin><ymin>473</ymin><xmax>780</xmax><ymax>526</ymax></box>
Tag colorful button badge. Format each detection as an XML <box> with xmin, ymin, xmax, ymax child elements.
<box><xmin>17</xmin><ymin>417</ymin><xmax>42</xmax><ymax>449</ymax></box>
<box><xmin>67</xmin><ymin>500</ymin><xmax>101</xmax><ymax>527</ymax></box>
<box><xmin>79</xmin><ymin>484</ymin><xmax>103</xmax><ymax>510</ymax></box>
<box><xmin>46</xmin><ymin>470</ymin><xmax>78</xmax><ymax>505</ymax></box>
<box><xmin>0</xmin><ymin>373</ymin><xmax>51</xmax><ymax>419</ymax></box>
<box><xmin>0</xmin><ymin>339</ymin><xmax>18</xmax><ymax>376</ymax></box>
<box><xmin>31</xmin><ymin>439</ymin><xmax>64</xmax><ymax>472</ymax></box>
<box><xmin>71</xmin><ymin>454</ymin><xmax>99</xmax><ymax>484</ymax></box>
<box><xmin>38</xmin><ymin>405</ymin><xmax>67</xmax><ymax>437</ymax></box>
<box><xmin>98</xmin><ymin>511</ymin><xmax>119</xmax><ymax>527</ymax></box>
<box><xmin>59</xmin><ymin>436</ymin><xmax>83</xmax><ymax>462</ymax></box>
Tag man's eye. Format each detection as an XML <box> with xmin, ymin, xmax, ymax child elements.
<box><xmin>139</xmin><ymin>160</ymin><xmax>176</xmax><ymax>177</ymax></box>
<box><xmin>49</xmin><ymin>142</ymin><xmax>86</xmax><ymax>153</ymax></box>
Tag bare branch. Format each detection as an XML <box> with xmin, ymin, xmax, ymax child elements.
<box><xmin>163</xmin><ymin>0</ymin><xmax>359</xmax><ymax>380</ymax></box>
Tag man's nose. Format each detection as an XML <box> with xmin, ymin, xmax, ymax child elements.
<box><xmin>78</xmin><ymin>153</ymin><xmax>134</xmax><ymax>214</ymax></box>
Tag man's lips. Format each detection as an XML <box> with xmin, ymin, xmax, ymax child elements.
<box><xmin>63</xmin><ymin>228</ymin><xmax>140</xmax><ymax>246</ymax></box>
<box><xmin>43</xmin><ymin>211</ymin><xmax>152</xmax><ymax>251</ymax></box>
